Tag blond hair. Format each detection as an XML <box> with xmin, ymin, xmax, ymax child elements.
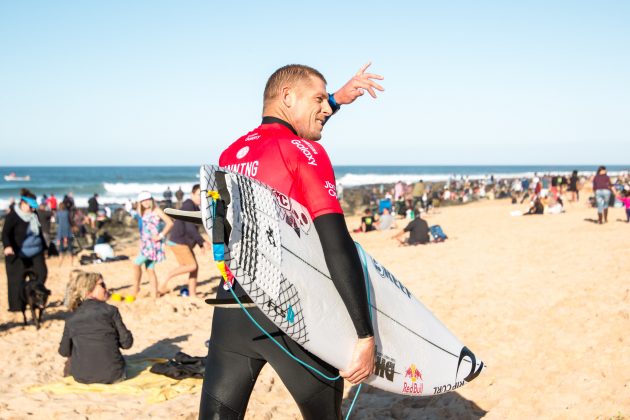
<box><xmin>64</xmin><ymin>269</ymin><xmax>86</xmax><ymax>308</ymax></box>
<box><xmin>263</xmin><ymin>64</ymin><xmax>326</xmax><ymax>107</ymax></box>
<box><xmin>137</xmin><ymin>198</ymin><xmax>156</xmax><ymax>216</ymax></box>
<box><xmin>67</xmin><ymin>272</ymin><xmax>103</xmax><ymax>311</ymax></box>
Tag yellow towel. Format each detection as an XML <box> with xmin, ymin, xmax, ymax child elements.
<box><xmin>25</xmin><ymin>358</ymin><xmax>203</xmax><ymax>403</ymax></box>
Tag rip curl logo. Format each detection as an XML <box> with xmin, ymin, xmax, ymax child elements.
<box><xmin>245</xmin><ymin>133</ymin><xmax>261</xmax><ymax>141</ymax></box>
<box><xmin>456</xmin><ymin>346</ymin><xmax>484</xmax><ymax>383</ymax></box>
<box><xmin>402</xmin><ymin>364</ymin><xmax>423</xmax><ymax>394</ymax></box>
<box><xmin>236</xmin><ymin>146</ymin><xmax>249</xmax><ymax>159</ymax></box>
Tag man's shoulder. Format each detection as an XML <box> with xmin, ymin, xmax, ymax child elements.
<box><xmin>181</xmin><ymin>199</ymin><xmax>198</xmax><ymax>211</ymax></box>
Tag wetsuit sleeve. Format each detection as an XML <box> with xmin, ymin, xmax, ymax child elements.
<box><xmin>324</xmin><ymin>93</ymin><xmax>341</xmax><ymax>124</ymax></box>
<box><xmin>314</xmin><ymin>213</ymin><xmax>374</xmax><ymax>338</ymax></box>
<box><xmin>112</xmin><ymin>308</ymin><xmax>133</xmax><ymax>350</ymax></box>
<box><xmin>58</xmin><ymin>322</ymin><xmax>72</xmax><ymax>357</ymax></box>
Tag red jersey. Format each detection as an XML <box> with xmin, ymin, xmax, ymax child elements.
<box><xmin>219</xmin><ymin>119</ymin><xmax>342</xmax><ymax>219</ymax></box>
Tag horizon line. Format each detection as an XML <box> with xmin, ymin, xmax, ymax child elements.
<box><xmin>2</xmin><ymin>164</ymin><xmax>630</xmax><ymax>168</ymax></box>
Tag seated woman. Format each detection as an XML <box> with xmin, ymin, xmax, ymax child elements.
<box><xmin>59</xmin><ymin>272</ymin><xmax>133</xmax><ymax>384</ymax></box>
<box><xmin>524</xmin><ymin>196</ymin><xmax>545</xmax><ymax>215</ymax></box>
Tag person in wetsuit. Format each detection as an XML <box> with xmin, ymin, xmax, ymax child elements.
<box><xmin>199</xmin><ymin>63</ymin><xmax>384</xmax><ymax>420</ymax></box>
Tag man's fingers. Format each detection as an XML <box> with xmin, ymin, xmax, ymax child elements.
<box><xmin>361</xmin><ymin>72</ymin><xmax>385</xmax><ymax>81</ymax></box>
<box><xmin>354</xmin><ymin>79</ymin><xmax>385</xmax><ymax>93</ymax></box>
<box><xmin>347</xmin><ymin>370</ymin><xmax>370</xmax><ymax>384</ymax></box>
<box><xmin>356</xmin><ymin>61</ymin><xmax>372</xmax><ymax>76</ymax></box>
<box><xmin>353</xmin><ymin>82</ymin><xmax>378</xmax><ymax>98</ymax></box>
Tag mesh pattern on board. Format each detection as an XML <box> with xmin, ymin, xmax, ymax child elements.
<box><xmin>230</xmin><ymin>176</ymin><xmax>309</xmax><ymax>345</ymax></box>
<box><xmin>201</xmin><ymin>165</ymin><xmax>309</xmax><ymax>345</ymax></box>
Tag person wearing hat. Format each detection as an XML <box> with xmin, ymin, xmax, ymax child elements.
<box><xmin>2</xmin><ymin>188</ymin><xmax>48</xmax><ymax>312</ymax></box>
<box><xmin>129</xmin><ymin>191</ymin><xmax>173</xmax><ymax>300</ymax></box>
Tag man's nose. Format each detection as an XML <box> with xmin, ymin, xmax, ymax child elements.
<box><xmin>322</xmin><ymin>97</ymin><xmax>333</xmax><ymax>116</ymax></box>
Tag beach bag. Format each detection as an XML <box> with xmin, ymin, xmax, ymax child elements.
<box><xmin>20</xmin><ymin>228</ymin><xmax>43</xmax><ymax>258</ymax></box>
<box><xmin>429</xmin><ymin>225</ymin><xmax>448</xmax><ymax>241</ymax></box>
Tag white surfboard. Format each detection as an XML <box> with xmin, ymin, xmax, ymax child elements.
<box><xmin>198</xmin><ymin>165</ymin><xmax>483</xmax><ymax>396</ymax></box>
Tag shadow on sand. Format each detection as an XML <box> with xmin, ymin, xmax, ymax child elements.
<box><xmin>127</xmin><ymin>334</ymin><xmax>191</xmax><ymax>361</ymax></box>
<box><xmin>0</xmin><ymin>299</ymin><xmax>70</xmax><ymax>333</ymax></box>
<box><xmin>124</xmin><ymin>335</ymin><xmax>191</xmax><ymax>380</ymax></box>
<box><xmin>341</xmin><ymin>385</ymin><xmax>487</xmax><ymax>420</ymax></box>
<box><xmin>583</xmin><ymin>217</ymin><xmax>601</xmax><ymax>224</ymax></box>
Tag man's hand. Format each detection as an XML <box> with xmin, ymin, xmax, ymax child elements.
<box><xmin>339</xmin><ymin>336</ymin><xmax>375</xmax><ymax>384</ymax></box>
<box><xmin>333</xmin><ymin>62</ymin><xmax>384</xmax><ymax>105</ymax></box>
<box><xmin>202</xmin><ymin>241</ymin><xmax>212</xmax><ymax>254</ymax></box>
<box><xmin>3</xmin><ymin>246</ymin><xmax>14</xmax><ymax>256</ymax></box>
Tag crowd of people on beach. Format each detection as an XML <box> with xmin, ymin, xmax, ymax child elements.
<box><xmin>2</xmin><ymin>165</ymin><xmax>630</xmax><ymax>389</ymax></box>
<box><xmin>348</xmin><ymin>167</ymin><xmax>630</xmax><ymax>225</ymax></box>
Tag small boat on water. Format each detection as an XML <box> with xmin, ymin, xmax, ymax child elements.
<box><xmin>4</xmin><ymin>172</ymin><xmax>31</xmax><ymax>182</ymax></box>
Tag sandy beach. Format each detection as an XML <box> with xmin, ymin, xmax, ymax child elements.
<box><xmin>1</xmin><ymin>197</ymin><xmax>628</xmax><ymax>419</ymax></box>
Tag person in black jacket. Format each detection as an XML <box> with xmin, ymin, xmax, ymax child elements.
<box><xmin>87</xmin><ymin>193</ymin><xmax>99</xmax><ymax>228</ymax></box>
<box><xmin>158</xmin><ymin>184</ymin><xmax>210</xmax><ymax>297</ymax></box>
<box><xmin>2</xmin><ymin>189</ymin><xmax>48</xmax><ymax>312</ymax></box>
<box><xmin>59</xmin><ymin>271</ymin><xmax>133</xmax><ymax>384</ymax></box>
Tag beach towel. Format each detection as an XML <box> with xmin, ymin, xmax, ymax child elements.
<box><xmin>25</xmin><ymin>358</ymin><xmax>202</xmax><ymax>403</ymax></box>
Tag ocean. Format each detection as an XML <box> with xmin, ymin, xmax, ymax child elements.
<box><xmin>1</xmin><ymin>165</ymin><xmax>628</xmax><ymax>210</ymax></box>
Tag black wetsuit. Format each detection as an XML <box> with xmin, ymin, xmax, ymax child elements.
<box><xmin>199</xmin><ymin>116</ymin><xmax>373</xmax><ymax>419</ymax></box>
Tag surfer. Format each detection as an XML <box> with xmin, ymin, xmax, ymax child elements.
<box><xmin>200</xmin><ymin>63</ymin><xmax>384</xmax><ymax>419</ymax></box>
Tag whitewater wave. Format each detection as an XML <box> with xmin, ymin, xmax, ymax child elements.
<box><xmin>103</xmin><ymin>182</ymin><xmax>197</xmax><ymax>196</ymax></box>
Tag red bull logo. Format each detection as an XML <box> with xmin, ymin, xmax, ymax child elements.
<box><xmin>402</xmin><ymin>363</ymin><xmax>423</xmax><ymax>394</ymax></box>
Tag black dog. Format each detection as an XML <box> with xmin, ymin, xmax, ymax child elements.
<box><xmin>22</xmin><ymin>271</ymin><xmax>51</xmax><ymax>329</ymax></box>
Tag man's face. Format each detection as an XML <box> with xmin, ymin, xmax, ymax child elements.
<box><xmin>289</xmin><ymin>76</ymin><xmax>332</xmax><ymax>141</ymax></box>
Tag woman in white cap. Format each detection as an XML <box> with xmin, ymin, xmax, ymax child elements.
<box><xmin>129</xmin><ymin>191</ymin><xmax>173</xmax><ymax>300</ymax></box>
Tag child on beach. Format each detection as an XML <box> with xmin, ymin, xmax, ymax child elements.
<box><xmin>616</xmin><ymin>190</ymin><xmax>630</xmax><ymax>222</ymax></box>
<box><xmin>130</xmin><ymin>191</ymin><xmax>173</xmax><ymax>299</ymax></box>
<box><xmin>59</xmin><ymin>271</ymin><xmax>133</xmax><ymax>384</ymax></box>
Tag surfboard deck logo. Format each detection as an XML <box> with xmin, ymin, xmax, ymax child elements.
<box><xmin>198</xmin><ymin>164</ymin><xmax>484</xmax><ymax>396</ymax></box>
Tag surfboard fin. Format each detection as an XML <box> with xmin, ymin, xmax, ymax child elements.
<box><xmin>164</xmin><ymin>208</ymin><xmax>202</xmax><ymax>224</ymax></box>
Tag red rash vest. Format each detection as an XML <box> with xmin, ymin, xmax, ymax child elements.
<box><xmin>219</xmin><ymin>118</ymin><xmax>342</xmax><ymax>220</ymax></box>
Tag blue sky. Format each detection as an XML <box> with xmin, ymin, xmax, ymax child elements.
<box><xmin>1</xmin><ymin>1</ymin><xmax>628</xmax><ymax>165</ymax></box>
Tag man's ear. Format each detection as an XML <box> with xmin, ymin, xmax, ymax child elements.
<box><xmin>281</xmin><ymin>86</ymin><xmax>295</xmax><ymax>108</ymax></box>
